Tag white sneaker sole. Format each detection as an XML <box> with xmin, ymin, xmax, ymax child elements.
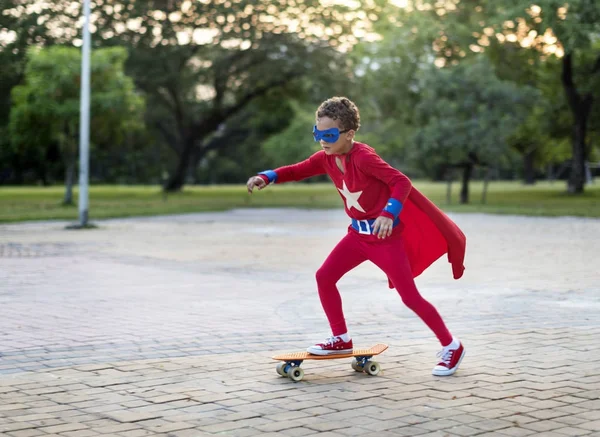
<box><xmin>306</xmin><ymin>347</ymin><xmax>353</xmax><ymax>356</ymax></box>
<box><xmin>432</xmin><ymin>349</ymin><xmax>466</xmax><ymax>376</ymax></box>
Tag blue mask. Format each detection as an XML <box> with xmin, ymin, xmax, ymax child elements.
<box><xmin>313</xmin><ymin>126</ymin><xmax>350</xmax><ymax>143</ymax></box>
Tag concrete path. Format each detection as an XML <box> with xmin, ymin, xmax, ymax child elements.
<box><xmin>0</xmin><ymin>209</ymin><xmax>599</xmax><ymax>436</ymax></box>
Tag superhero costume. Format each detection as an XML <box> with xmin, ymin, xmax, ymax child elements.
<box><xmin>258</xmin><ymin>142</ymin><xmax>466</xmax><ymax>344</ymax></box>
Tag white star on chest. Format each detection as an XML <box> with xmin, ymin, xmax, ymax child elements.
<box><xmin>337</xmin><ymin>181</ymin><xmax>366</xmax><ymax>213</ymax></box>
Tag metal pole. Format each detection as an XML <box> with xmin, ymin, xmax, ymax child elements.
<box><xmin>78</xmin><ymin>0</ymin><xmax>91</xmax><ymax>226</ymax></box>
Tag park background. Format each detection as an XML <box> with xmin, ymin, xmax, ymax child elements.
<box><xmin>1</xmin><ymin>0</ymin><xmax>599</xmax><ymax>222</ymax></box>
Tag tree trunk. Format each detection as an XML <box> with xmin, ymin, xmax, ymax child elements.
<box><xmin>481</xmin><ymin>167</ymin><xmax>491</xmax><ymax>204</ymax></box>
<box><xmin>568</xmin><ymin>118</ymin><xmax>587</xmax><ymax>193</ymax></box>
<box><xmin>460</xmin><ymin>163</ymin><xmax>473</xmax><ymax>204</ymax></box>
<box><xmin>523</xmin><ymin>150</ymin><xmax>536</xmax><ymax>185</ymax></box>
<box><xmin>63</xmin><ymin>157</ymin><xmax>75</xmax><ymax>205</ymax></box>
<box><xmin>165</xmin><ymin>137</ymin><xmax>194</xmax><ymax>192</ymax></box>
<box><xmin>561</xmin><ymin>52</ymin><xmax>596</xmax><ymax>194</ymax></box>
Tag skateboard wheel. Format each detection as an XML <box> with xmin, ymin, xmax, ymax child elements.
<box><xmin>351</xmin><ymin>358</ymin><xmax>363</xmax><ymax>372</ymax></box>
<box><xmin>276</xmin><ymin>362</ymin><xmax>287</xmax><ymax>376</ymax></box>
<box><xmin>287</xmin><ymin>367</ymin><xmax>304</xmax><ymax>382</ymax></box>
<box><xmin>365</xmin><ymin>361</ymin><xmax>381</xmax><ymax>376</ymax></box>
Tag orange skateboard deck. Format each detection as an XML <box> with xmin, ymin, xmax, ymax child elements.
<box><xmin>272</xmin><ymin>343</ymin><xmax>388</xmax><ymax>381</ymax></box>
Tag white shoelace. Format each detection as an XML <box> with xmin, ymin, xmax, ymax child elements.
<box><xmin>436</xmin><ymin>346</ymin><xmax>454</xmax><ymax>364</ymax></box>
<box><xmin>323</xmin><ymin>336</ymin><xmax>339</xmax><ymax>346</ymax></box>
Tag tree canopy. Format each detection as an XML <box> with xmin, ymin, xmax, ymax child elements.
<box><xmin>9</xmin><ymin>46</ymin><xmax>144</xmax><ymax>202</ymax></box>
<box><xmin>1</xmin><ymin>0</ymin><xmax>599</xmax><ymax>199</ymax></box>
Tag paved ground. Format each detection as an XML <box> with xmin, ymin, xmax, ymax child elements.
<box><xmin>0</xmin><ymin>208</ymin><xmax>599</xmax><ymax>437</ymax></box>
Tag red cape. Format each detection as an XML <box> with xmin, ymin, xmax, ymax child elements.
<box><xmin>388</xmin><ymin>187</ymin><xmax>466</xmax><ymax>288</ymax></box>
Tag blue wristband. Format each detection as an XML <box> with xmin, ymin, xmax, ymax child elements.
<box><xmin>383</xmin><ymin>198</ymin><xmax>403</xmax><ymax>219</ymax></box>
<box><xmin>258</xmin><ymin>170</ymin><xmax>278</xmax><ymax>184</ymax></box>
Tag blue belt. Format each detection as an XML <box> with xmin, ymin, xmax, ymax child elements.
<box><xmin>351</xmin><ymin>217</ymin><xmax>400</xmax><ymax>235</ymax></box>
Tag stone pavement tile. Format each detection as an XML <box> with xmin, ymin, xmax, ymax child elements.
<box><xmin>417</xmin><ymin>432</ymin><xmax>460</xmax><ymax>437</ymax></box>
<box><xmin>99</xmin><ymin>411</ymin><xmax>165</xmax><ymax>424</ymax></box>
<box><xmin>447</xmin><ymin>413</ymin><xmax>487</xmax><ymax>425</ymax></box>
<box><xmin>526</xmin><ymin>409</ymin><xmax>571</xmax><ymax>420</ymax></box>
<box><xmin>59</xmin><ymin>431</ymin><xmax>101</xmax><ymax>437</ymax></box>
<box><xmin>554</xmin><ymin>415</ymin><xmax>591</xmax><ymax>427</ymax></box>
<box><xmin>145</xmin><ymin>394</ymin><xmax>191</xmax><ymax>404</ymax></box>
<box><xmin>305</xmin><ymin>419</ymin><xmax>378</xmax><ymax>433</ymax></box>
<box><xmin>0</xmin><ymin>421</ymin><xmax>36</xmax><ymax>434</ymax></box>
<box><xmin>340</xmin><ymin>415</ymin><xmax>379</xmax><ymax>427</ymax></box>
<box><xmin>111</xmin><ymin>430</ymin><xmax>155</xmax><ymax>437</ymax></box>
<box><xmin>386</xmin><ymin>425</ymin><xmax>435</xmax><ymax>436</ymax></box>
<box><xmin>251</xmin><ymin>417</ymin><xmax>319</xmax><ymax>433</ymax></box>
<box><xmin>554</xmin><ymin>427</ymin><xmax>594</xmax><ymax>436</ymax></box>
<box><xmin>228</xmin><ymin>431</ymin><xmax>285</xmax><ymax>437</ymax></box>
<box><xmin>6</xmin><ymin>429</ymin><xmax>48</xmax><ymax>437</ymax></box>
<box><xmin>555</xmin><ymin>405</ymin><xmax>594</xmax><ymax>416</ymax></box>
<box><xmin>321</xmin><ymin>432</ymin><xmax>363</xmax><ymax>437</ymax></box>
<box><xmin>444</xmin><ymin>425</ymin><xmax>488</xmax><ymax>436</ymax></box>
<box><xmin>501</xmin><ymin>414</ymin><xmax>538</xmax><ymax>426</ymax></box>
<box><xmin>416</xmin><ymin>418</ymin><xmax>465</xmax><ymax>431</ymax></box>
<box><xmin>521</xmin><ymin>419</ymin><xmax>574</xmax><ymax>432</ymax></box>
<box><xmin>88</xmin><ymin>423</ymin><xmax>141</xmax><ymax>434</ymax></box>
<box><xmin>577</xmin><ymin>399</ymin><xmax>600</xmax><ymax>411</ymax></box>
<box><xmin>502</xmin><ymin>404</ymin><xmax>538</xmax><ymax>414</ymax></box>
<box><xmin>468</xmin><ymin>418</ymin><xmax>514</xmax><ymax>432</ymax></box>
<box><xmin>38</xmin><ymin>423</ymin><xmax>90</xmax><ymax>434</ymax></box>
<box><xmin>0</xmin><ymin>404</ymin><xmax>30</xmax><ymax>413</ymax></box>
<box><xmin>555</xmin><ymin>395</ymin><xmax>592</xmax><ymax>404</ymax></box>
<box><xmin>199</xmin><ymin>417</ymin><xmax>272</xmax><ymax>434</ymax></box>
<box><xmin>526</xmin><ymin>434</ymin><xmax>584</xmax><ymax>437</ymax></box>
<box><xmin>298</xmin><ymin>406</ymin><xmax>338</xmax><ymax>416</ymax></box>
<box><xmin>471</xmin><ymin>408</ymin><xmax>515</xmax><ymax>419</ymax></box>
<box><xmin>278</xmin><ymin>427</ymin><xmax>322</xmax><ymax>437</ymax></box>
<box><xmin>7</xmin><ymin>418</ymin><xmax>64</xmax><ymax>429</ymax></box>
<box><xmin>139</xmin><ymin>419</ymin><xmax>198</xmax><ymax>433</ymax></box>
<box><xmin>495</xmin><ymin>427</ymin><xmax>539</xmax><ymax>437</ymax></box>
<box><xmin>266</xmin><ymin>410</ymin><xmax>312</xmax><ymax>421</ymax></box>
<box><xmin>574</xmin><ymin>411</ymin><xmax>600</xmax><ymax>421</ymax></box>
<box><xmin>578</xmin><ymin>421</ymin><xmax>600</xmax><ymax>432</ymax></box>
<box><xmin>9</xmin><ymin>413</ymin><xmax>56</xmax><ymax>423</ymax></box>
<box><xmin>454</xmin><ymin>404</ymin><xmax>488</xmax><ymax>414</ymax></box>
<box><xmin>573</xmin><ymin>390</ymin><xmax>600</xmax><ymax>400</ymax></box>
<box><xmin>528</xmin><ymin>399</ymin><xmax>570</xmax><ymax>409</ymax></box>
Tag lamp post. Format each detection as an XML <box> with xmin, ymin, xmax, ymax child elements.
<box><xmin>78</xmin><ymin>0</ymin><xmax>91</xmax><ymax>226</ymax></box>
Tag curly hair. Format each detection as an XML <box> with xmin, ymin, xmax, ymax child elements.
<box><xmin>316</xmin><ymin>97</ymin><xmax>361</xmax><ymax>132</ymax></box>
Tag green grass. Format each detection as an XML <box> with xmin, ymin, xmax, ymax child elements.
<box><xmin>0</xmin><ymin>180</ymin><xmax>599</xmax><ymax>223</ymax></box>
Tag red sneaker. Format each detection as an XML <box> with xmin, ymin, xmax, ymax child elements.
<box><xmin>307</xmin><ymin>336</ymin><xmax>353</xmax><ymax>355</ymax></box>
<box><xmin>432</xmin><ymin>340</ymin><xmax>465</xmax><ymax>376</ymax></box>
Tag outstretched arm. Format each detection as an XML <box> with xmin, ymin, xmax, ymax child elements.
<box><xmin>249</xmin><ymin>151</ymin><xmax>326</xmax><ymax>192</ymax></box>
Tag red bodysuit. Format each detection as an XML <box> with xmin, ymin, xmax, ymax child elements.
<box><xmin>263</xmin><ymin>142</ymin><xmax>466</xmax><ymax>345</ymax></box>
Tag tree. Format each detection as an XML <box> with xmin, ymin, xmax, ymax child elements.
<box><xmin>9</xmin><ymin>46</ymin><xmax>144</xmax><ymax>203</ymax></box>
<box><xmin>349</xmin><ymin>5</ymin><xmax>441</xmax><ymax>170</ymax></box>
<box><xmin>0</xmin><ymin>0</ymin><xmax>62</xmax><ymax>183</ymax></box>
<box><xmin>412</xmin><ymin>58</ymin><xmax>538</xmax><ymax>203</ymax></box>
<box><xmin>92</xmin><ymin>0</ymin><xmax>377</xmax><ymax>191</ymax></box>
<box><xmin>1</xmin><ymin>0</ymin><xmax>381</xmax><ymax>188</ymax></box>
<box><xmin>492</xmin><ymin>1</ymin><xmax>600</xmax><ymax>193</ymax></box>
<box><xmin>405</xmin><ymin>0</ymin><xmax>600</xmax><ymax>193</ymax></box>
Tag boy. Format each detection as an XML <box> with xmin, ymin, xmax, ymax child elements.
<box><xmin>247</xmin><ymin>97</ymin><xmax>466</xmax><ymax>376</ymax></box>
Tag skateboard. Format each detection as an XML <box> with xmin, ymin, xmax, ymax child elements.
<box><xmin>272</xmin><ymin>343</ymin><xmax>388</xmax><ymax>381</ymax></box>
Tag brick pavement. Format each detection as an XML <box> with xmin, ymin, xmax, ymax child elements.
<box><xmin>0</xmin><ymin>209</ymin><xmax>599</xmax><ymax>436</ymax></box>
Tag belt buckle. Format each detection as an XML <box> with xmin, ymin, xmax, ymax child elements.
<box><xmin>357</xmin><ymin>219</ymin><xmax>372</xmax><ymax>235</ymax></box>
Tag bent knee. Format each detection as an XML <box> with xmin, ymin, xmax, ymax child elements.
<box><xmin>316</xmin><ymin>266</ymin><xmax>340</xmax><ymax>287</ymax></box>
<box><xmin>400</xmin><ymin>293</ymin><xmax>427</xmax><ymax>310</ymax></box>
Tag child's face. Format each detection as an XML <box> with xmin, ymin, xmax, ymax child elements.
<box><xmin>315</xmin><ymin>117</ymin><xmax>354</xmax><ymax>155</ymax></box>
